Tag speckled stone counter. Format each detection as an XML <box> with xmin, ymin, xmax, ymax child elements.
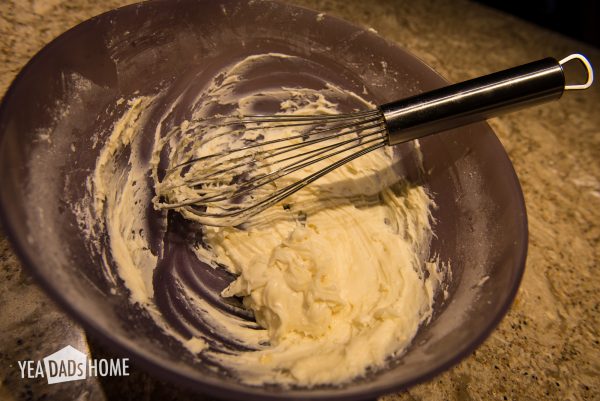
<box><xmin>1</xmin><ymin>1</ymin><xmax>598</xmax><ymax>400</ymax></box>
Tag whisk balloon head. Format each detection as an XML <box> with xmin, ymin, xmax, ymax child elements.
<box><xmin>153</xmin><ymin>110</ymin><xmax>388</xmax><ymax>226</ymax></box>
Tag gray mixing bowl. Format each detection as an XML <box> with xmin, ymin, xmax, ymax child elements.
<box><xmin>0</xmin><ymin>0</ymin><xmax>527</xmax><ymax>399</ymax></box>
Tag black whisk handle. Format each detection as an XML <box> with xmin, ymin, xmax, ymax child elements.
<box><xmin>381</xmin><ymin>54</ymin><xmax>593</xmax><ymax>145</ymax></box>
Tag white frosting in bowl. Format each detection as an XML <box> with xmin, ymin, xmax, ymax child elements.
<box><xmin>79</xmin><ymin>53</ymin><xmax>448</xmax><ymax>387</ymax></box>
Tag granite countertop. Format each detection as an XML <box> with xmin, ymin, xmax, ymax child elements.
<box><xmin>0</xmin><ymin>1</ymin><xmax>598</xmax><ymax>400</ymax></box>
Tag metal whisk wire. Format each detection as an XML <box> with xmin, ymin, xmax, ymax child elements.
<box><xmin>155</xmin><ymin>109</ymin><xmax>389</xmax><ymax>225</ymax></box>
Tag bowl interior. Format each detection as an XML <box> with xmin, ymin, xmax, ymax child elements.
<box><xmin>0</xmin><ymin>1</ymin><xmax>526</xmax><ymax>399</ymax></box>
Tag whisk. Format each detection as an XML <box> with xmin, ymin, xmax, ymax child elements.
<box><xmin>154</xmin><ymin>54</ymin><xmax>593</xmax><ymax>226</ymax></box>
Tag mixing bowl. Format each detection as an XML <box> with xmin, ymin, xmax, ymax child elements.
<box><xmin>0</xmin><ymin>0</ymin><xmax>527</xmax><ymax>399</ymax></box>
